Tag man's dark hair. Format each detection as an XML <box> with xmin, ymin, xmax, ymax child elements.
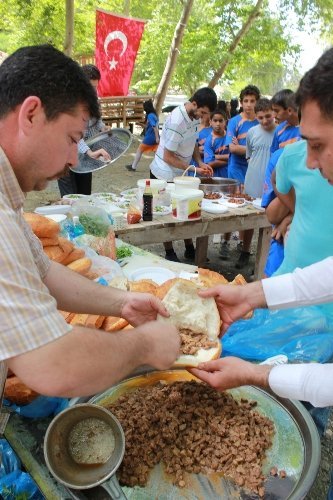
<box><xmin>0</xmin><ymin>44</ymin><xmax>100</xmax><ymax>120</ymax></box>
<box><xmin>271</xmin><ymin>89</ymin><xmax>293</xmax><ymax>109</ymax></box>
<box><xmin>82</xmin><ymin>64</ymin><xmax>101</xmax><ymax>81</ymax></box>
<box><xmin>255</xmin><ymin>98</ymin><xmax>272</xmax><ymax>113</ymax></box>
<box><xmin>239</xmin><ymin>85</ymin><xmax>260</xmax><ymax>102</ymax></box>
<box><xmin>211</xmin><ymin>108</ymin><xmax>227</xmax><ymax>121</ymax></box>
<box><xmin>295</xmin><ymin>48</ymin><xmax>333</xmax><ymax>120</ymax></box>
<box><xmin>190</xmin><ymin>87</ymin><xmax>217</xmax><ymax>112</ymax></box>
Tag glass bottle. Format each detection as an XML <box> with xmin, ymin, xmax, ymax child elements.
<box><xmin>142</xmin><ymin>180</ymin><xmax>153</xmax><ymax>221</ymax></box>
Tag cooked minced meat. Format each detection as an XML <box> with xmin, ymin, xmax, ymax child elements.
<box><xmin>106</xmin><ymin>381</ymin><xmax>274</xmax><ymax>496</ymax></box>
<box><xmin>180</xmin><ymin>328</ymin><xmax>217</xmax><ymax>355</ymax></box>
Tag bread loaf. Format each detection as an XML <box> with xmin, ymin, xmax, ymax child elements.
<box><xmin>5</xmin><ymin>376</ymin><xmax>39</xmax><ymax>405</ymax></box>
<box><xmin>23</xmin><ymin>212</ymin><xmax>60</xmax><ymax>238</ymax></box>
<box><xmin>67</xmin><ymin>257</ymin><xmax>92</xmax><ymax>275</ymax></box>
<box><xmin>157</xmin><ymin>279</ymin><xmax>221</xmax><ymax>367</ymax></box>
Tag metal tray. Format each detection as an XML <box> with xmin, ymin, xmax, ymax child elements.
<box><xmin>83</xmin><ymin>370</ymin><xmax>320</xmax><ymax>500</ymax></box>
<box><xmin>71</xmin><ymin>128</ymin><xmax>132</xmax><ymax>174</ymax></box>
<box><xmin>199</xmin><ymin>177</ymin><xmax>240</xmax><ymax>196</ymax></box>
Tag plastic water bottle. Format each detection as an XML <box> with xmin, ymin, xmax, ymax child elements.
<box><xmin>72</xmin><ymin>216</ymin><xmax>85</xmax><ymax>237</ymax></box>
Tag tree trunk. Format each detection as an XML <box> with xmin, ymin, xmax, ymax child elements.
<box><xmin>154</xmin><ymin>0</ymin><xmax>194</xmax><ymax>115</ymax></box>
<box><xmin>208</xmin><ymin>0</ymin><xmax>264</xmax><ymax>88</ymax></box>
<box><xmin>64</xmin><ymin>0</ymin><xmax>74</xmax><ymax>57</ymax></box>
<box><xmin>123</xmin><ymin>0</ymin><xmax>130</xmax><ymax>16</ymax></box>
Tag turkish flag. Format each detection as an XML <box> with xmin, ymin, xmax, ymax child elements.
<box><xmin>95</xmin><ymin>9</ymin><xmax>145</xmax><ymax>97</ymax></box>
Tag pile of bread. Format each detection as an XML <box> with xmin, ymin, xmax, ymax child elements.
<box><xmin>23</xmin><ymin>212</ymin><xmax>92</xmax><ymax>275</ymax></box>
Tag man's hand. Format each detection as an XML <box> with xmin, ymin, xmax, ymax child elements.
<box><xmin>198</xmin><ymin>282</ymin><xmax>266</xmax><ymax>335</ymax></box>
<box><xmin>139</xmin><ymin>321</ymin><xmax>180</xmax><ymax>370</ymax></box>
<box><xmin>189</xmin><ymin>357</ymin><xmax>271</xmax><ymax>391</ymax></box>
<box><xmin>197</xmin><ymin>162</ymin><xmax>214</xmax><ymax>177</ymax></box>
<box><xmin>87</xmin><ymin>148</ymin><xmax>111</xmax><ymax>161</ymax></box>
<box><xmin>120</xmin><ymin>292</ymin><xmax>170</xmax><ymax>327</ymax></box>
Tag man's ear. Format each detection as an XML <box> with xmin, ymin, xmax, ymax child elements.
<box><xmin>18</xmin><ymin>96</ymin><xmax>43</xmax><ymax>134</ymax></box>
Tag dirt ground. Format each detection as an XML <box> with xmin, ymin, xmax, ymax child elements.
<box><xmin>24</xmin><ymin>135</ymin><xmax>332</xmax><ymax>499</ymax></box>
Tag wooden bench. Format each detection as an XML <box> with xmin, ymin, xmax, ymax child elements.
<box><xmin>99</xmin><ymin>95</ymin><xmax>154</xmax><ymax>130</ymax></box>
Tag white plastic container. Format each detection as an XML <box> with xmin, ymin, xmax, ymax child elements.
<box><xmin>171</xmin><ymin>189</ymin><xmax>204</xmax><ymax>221</ymax></box>
<box><xmin>174</xmin><ymin>175</ymin><xmax>200</xmax><ymax>191</ymax></box>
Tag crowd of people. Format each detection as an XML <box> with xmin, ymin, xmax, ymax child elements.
<box><xmin>2</xmin><ymin>42</ymin><xmax>333</xmax><ymax>496</ymax></box>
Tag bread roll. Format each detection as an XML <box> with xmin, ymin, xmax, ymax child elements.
<box><xmin>129</xmin><ymin>279</ymin><xmax>158</xmax><ymax>294</ymax></box>
<box><xmin>197</xmin><ymin>268</ymin><xmax>229</xmax><ymax>287</ymax></box>
<box><xmin>102</xmin><ymin>316</ymin><xmax>129</xmax><ymax>332</ymax></box>
<box><xmin>5</xmin><ymin>376</ymin><xmax>39</xmax><ymax>405</ymax></box>
<box><xmin>67</xmin><ymin>257</ymin><xmax>92</xmax><ymax>275</ymax></box>
<box><xmin>40</xmin><ymin>236</ymin><xmax>59</xmax><ymax>247</ymax></box>
<box><xmin>157</xmin><ymin>279</ymin><xmax>221</xmax><ymax>367</ymax></box>
<box><xmin>43</xmin><ymin>245</ymin><xmax>66</xmax><ymax>263</ymax></box>
<box><xmin>23</xmin><ymin>212</ymin><xmax>60</xmax><ymax>238</ymax></box>
<box><xmin>61</xmin><ymin>247</ymin><xmax>85</xmax><ymax>266</ymax></box>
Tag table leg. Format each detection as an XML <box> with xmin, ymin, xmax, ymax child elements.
<box><xmin>195</xmin><ymin>236</ymin><xmax>209</xmax><ymax>266</ymax></box>
<box><xmin>253</xmin><ymin>226</ymin><xmax>271</xmax><ymax>280</ymax></box>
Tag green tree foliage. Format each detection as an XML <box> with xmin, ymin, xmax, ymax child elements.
<box><xmin>0</xmin><ymin>0</ymin><xmax>324</xmax><ymax>96</ymax></box>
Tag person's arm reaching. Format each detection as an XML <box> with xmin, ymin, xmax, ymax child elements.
<box><xmin>199</xmin><ymin>256</ymin><xmax>333</xmax><ymax>332</ymax></box>
<box><xmin>8</xmin><ymin>320</ymin><xmax>180</xmax><ymax>397</ymax></box>
<box><xmin>164</xmin><ymin>146</ymin><xmax>213</xmax><ymax>177</ymax></box>
<box><xmin>190</xmin><ymin>358</ymin><xmax>333</xmax><ymax>407</ymax></box>
<box><xmin>44</xmin><ymin>261</ymin><xmax>169</xmax><ymax>325</ymax></box>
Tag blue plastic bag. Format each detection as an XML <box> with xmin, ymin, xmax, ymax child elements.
<box><xmin>0</xmin><ymin>470</ymin><xmax>42</xmax><ymax>499</ymax></box>
<box><xmin>0</xmin><ymin>440</ymin><xmax>43</xmax><ymax>499</ymax></box>
<box><xmin>222</xmin><ymin>305</ymin><xmax>333</xmax><ymax>362</ymax></box>
<box><xmin>0</xmin><ymin>440</ymin><xmax>21</xmax><ymax>478</ymax></box>
<box><xmin>3</xmin><ymin>396</ymin><xmax>68</xmax><ymax>418</ymax></box>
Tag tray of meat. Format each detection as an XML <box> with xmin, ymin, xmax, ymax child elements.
<box><xmin>86</xmin><ymin>370</ymin><xmax>320</xmax><ymax>500</ymax></box>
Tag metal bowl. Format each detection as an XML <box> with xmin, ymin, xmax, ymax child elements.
<box><xmin>199</xmin><ymin>177</ymin><xmax>240</xmax><ymax>196</ymax></box>
<box><xmin>44</xmin><ymin>403</ymin><xmax>125</xmax><ymax>491</ymax></box>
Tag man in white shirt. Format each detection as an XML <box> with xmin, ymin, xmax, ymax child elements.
<box><xmin>150</xmin><ymin>87</ymin><xmax>217</xmax><ymax>262</ymax></box>
<box><xmin>190</xmin><ymin>47</ymin><xmax>333</xmax><ymax>409</ymax></box>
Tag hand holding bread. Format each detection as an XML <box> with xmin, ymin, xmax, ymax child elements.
<box><xmin>157</xmin><ymin>279</ymin><xmax>221</xmax><ymax>367</ymax></box>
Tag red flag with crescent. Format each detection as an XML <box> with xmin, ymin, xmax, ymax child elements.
<box><xmin>95</xmin><ymin>9</ymin><xmax>145</xmax><ymax>97</ymax></box>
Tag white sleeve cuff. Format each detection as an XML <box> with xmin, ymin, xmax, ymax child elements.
<box><xmin>262</xmin><ymin>274</ymin><xmax>296</xmax><ymax>309</ymax></box>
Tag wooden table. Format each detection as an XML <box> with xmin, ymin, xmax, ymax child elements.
<box><xmin>115</xmin><ymin>205</ymin><xmax>271</xmax><ymax>280</ymax></box>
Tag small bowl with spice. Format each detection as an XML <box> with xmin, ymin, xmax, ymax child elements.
<box><xmin>44</xmin><ymin>403</ymin><xmax>125</xmax><ymax>493</ymax></box>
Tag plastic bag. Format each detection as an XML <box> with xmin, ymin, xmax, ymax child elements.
<box><xmin>0</xmin><ymin>440</ymin><xmax>21</xmax><ymax>478</ymax></box>
<box><xmin>3</xmin><ymin>396</ymin><xmax>68</xmax><ymax>418</ymax></box>
<box><xmin>0</xmin><ymin>470</ymin><xmax>42</xmax><ymax>499</ymax></box>
<box><xmin>222</xmin><ymin>305</ymin><xmax>333</xmax><ymax>363</ymax></box>
<box><xmin>71</xmin><ymin>201</ymin><xmax>111</xmax><ymax>237</ymax></box>
<box><xmin>0</xmin><ymin>440</ymin><xmax>42</xmax><ymax>499</ymax></box>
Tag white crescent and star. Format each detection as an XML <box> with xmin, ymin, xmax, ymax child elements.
<box><xmin>104</xmin><ymin>30</ymin><xmax>128</xmax><ymax>70</ymax></box>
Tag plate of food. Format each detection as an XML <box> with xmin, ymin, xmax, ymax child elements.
<box><xmin>225</xmin><ymin>197</ymin><xmax>246</xmax><ymax>208</ymax></box>
<box><xmin>120</xmin><ymin>188</ymin><xmax>138</xmax><ymax>199</ymax></box>
<box><xmin>153</xmin><ymin>205</ymin><xmax>172</xmax><ymax>216</ymax></box>
<box><xmin>91</xmin><ymin>192</ymin><xmax>121</xmax><ymax>203</ymax></box>
<box><xmin>62</xmin><ymin>193</ymin><xmax>88</xmax><ymax>201</ymax></box>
